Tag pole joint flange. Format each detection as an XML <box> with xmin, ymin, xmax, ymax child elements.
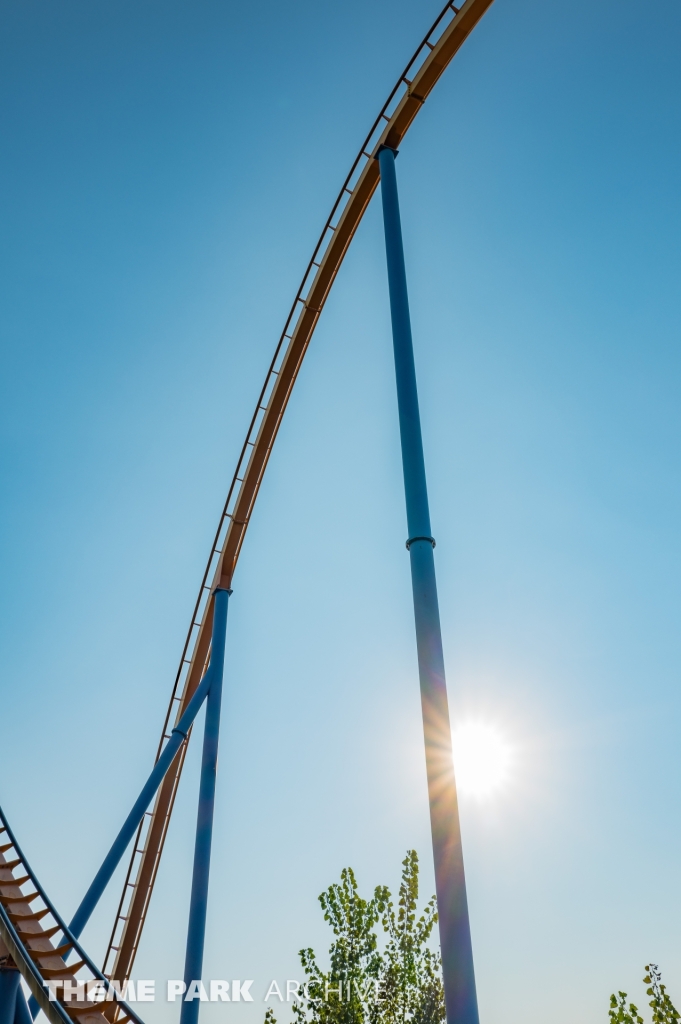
<box><xmin>405</xmin><ymin>536</ymin><xmax>436</xmax><ymax>550</ymax></box>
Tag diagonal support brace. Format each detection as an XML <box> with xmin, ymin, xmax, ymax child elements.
<box><xmin>27</xmin><ymin>594</ymin><xmax>230</xmax><ymax>1019</ymax></box>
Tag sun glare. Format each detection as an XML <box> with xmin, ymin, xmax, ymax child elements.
<box><xmin>452</xmin><ymin>720</ymin><xmax>514</xmax><ymax>800</ymax></box>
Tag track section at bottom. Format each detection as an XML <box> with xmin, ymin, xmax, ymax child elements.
<box><xmin>0</xmin><ymin>809</ymin><xmax>141</xmax><ymax>1024</ymax></box>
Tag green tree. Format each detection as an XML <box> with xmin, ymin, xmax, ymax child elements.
<box><xmin>293</xmin><ymin>866</ymin><xmax>383</xmax><ymax>1024</ymax></box>
<box><xmin>374</xmin><ymin>852</ymin><xmax>445</xmax><ymax>1024</ymax></box>
<box><xmin>609</xmin><ymin>992</ymin><xmax>644</xmax><ymax>1024</ymax></box>
<box><xmin>610</xmin><ymin>966</ymin><xmax>680</xmax><ymax>1024</ymax></box>
<box><xmin>268</xmin><ymin>852</ymin><xmax>444</xmax><ymax>1024</ymax></box>
<box><xmin>645</xmin><ymin>965</ymin><xmax>680</xmax><ymax>1024</ymax></box>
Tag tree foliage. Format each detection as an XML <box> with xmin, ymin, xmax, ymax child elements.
<box><xmin>610</xmin><ymin>992</ymin><xmax>644</xmax><ymax>1024</ymax></box>
<box><xmin>268</xmin><ymin>851</ymin><xmax>445</xmax><ymax>1024</ymax></box>
<box><xmin>610</xmin><ymin>966</ymin><xmax>680</xmax><ymax>1024</ymax></box>
<box><xmin>267</xmin><ymin>857</ymin><xmax>681</xmax><ymax>1024</ymax></box>
<box><xmin>374</xmin><ymin>852</ymin><xmax>444</xmax><ymax>1024</ymax></box>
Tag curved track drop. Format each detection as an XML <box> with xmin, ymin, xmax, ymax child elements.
<box><xmin>103</xmin><ymin>0</ymin><xmax>494</xmax><ymax>981</ymax></box>
<box><xmin>0</xmin><ymin>1</ymin><xmax>496</xmax><ymax>1020</ymax></box>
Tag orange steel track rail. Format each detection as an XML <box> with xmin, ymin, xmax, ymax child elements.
<box><xmin>103</xmin><ymin>0</ymin><xmax>495</xmax><ymax>984</ymax></box>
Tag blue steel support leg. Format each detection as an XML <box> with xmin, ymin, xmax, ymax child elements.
<box><xmin>0</xmin><ymin>970</ymin><xmax>19</xmax><ymax>1024</ymax></box>
<box><xmin>180</xmin><ymin>587</ymin><xmax>231</xmax><ymax>1024</ymax></box>
<box><xmin>377</xmin><ymin>145</ymin><xmax>479</xmax><ymax>1024</ymax></box>
<box><xmin>68</xmin><ymin>654</ymin><xmax>218</xmax><ymax>940</ymax></box>
<box><xmin>12</xmin><ymin>987</ymin><xmax>30</xmax><ymax>1024</ymax></box>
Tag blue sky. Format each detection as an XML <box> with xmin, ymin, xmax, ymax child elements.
<box><xmin>2</xmin><ymin>1</ymin><xmax>681</xmax><ymax>1022</ymax></box>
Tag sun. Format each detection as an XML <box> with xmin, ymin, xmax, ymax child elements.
<box><xmin>451</xmin><ymin>719</ymin><xmax>514</xmax><ymax>800</ymax></box>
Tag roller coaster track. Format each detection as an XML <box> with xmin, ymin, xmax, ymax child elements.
<box><xmin>0</xmin><ymin>4</ymin><xmax>496</xmax><ymax>1015</ymax></box>
<box><xmin>0</xmin><ymin>809</ymin><xmax>142</xmax><ymax>1024</ymax></box>
<box><xmin>99</xmin><ymin>0</ymin><xmax>496</xmax><ymax>986</ymax></box>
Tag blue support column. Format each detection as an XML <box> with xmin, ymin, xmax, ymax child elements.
<box><xmin>377</xmin><ymin>145</ymin><xmax>479</xmax><ymax>1024</ymax></box>
<box><xmin>12</xmin><ymin>987</ymin><xmax>31</xmax><ymax>1024</ymax></box>
<box><xmin>180</xmin><ymin>587</ymin><xmax>231</xmax><ymax>1024</ymax></box>
<box><xmin>0</xmin><ymin>970</ymin><xmax>19</xmax><ymax>1024</ymax></box>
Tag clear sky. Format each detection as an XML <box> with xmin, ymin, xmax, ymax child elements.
<box><xmin>2</xmin><ymin>1</ymin><xmax>681</xmax><ymax>1023</ymax></box>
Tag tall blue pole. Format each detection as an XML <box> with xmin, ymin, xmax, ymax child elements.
<box><xmin>377</xmin><ymin>145</ymin><xmax>479</xmax><ymax>1024</ymax></box>
<box><xmin>180</xmin><ymin>587</ymin><xmax>231</xmax><ymax>1024</ymax></box>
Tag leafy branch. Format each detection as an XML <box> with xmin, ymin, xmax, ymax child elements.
<box><xmin>611</xmin><ymin>966</ymin><xmax>680</xmax><ymax>1024</ymax></box>
<box><xmin>268</xmin><ymin>851</ymin><xmax>445</xmax><ymax>1024</ymax></box>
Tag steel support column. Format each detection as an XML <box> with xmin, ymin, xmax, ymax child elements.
<box><xmin>180</xmin><ymin>587</ymin><xmax>231</xmax><ymax>1024</ymax></box>
<box><xmin>0</xmin><ymin>969</ymin><xmax>19</xmax><ymax>1024</ymax></box>
<box><xmin>12</xmin><ymin>987</ymin><xmax>31</xmax><ymax>1024</ymax></box>
<box><xmin>377</xmin><ymin>145</ymin><xmax>479</xmax><ymax>1024</ymax></box>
